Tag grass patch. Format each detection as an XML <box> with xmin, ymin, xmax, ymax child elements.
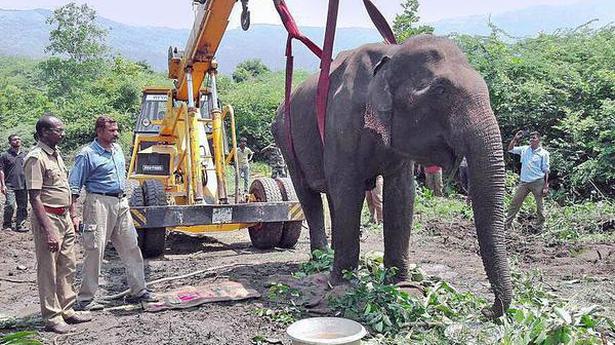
<box><xmin>543</xmin><ymin>201</ymin><xmax>615</xmax><ymax>245</ymax></box>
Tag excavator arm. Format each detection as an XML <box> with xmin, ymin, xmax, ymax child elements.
<box><xmin>168</xmin><ymin>0</ymin><xmax>237</xmax><ymax>102</ymax></box>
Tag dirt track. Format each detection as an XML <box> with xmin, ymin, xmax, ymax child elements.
<box><xmin>1</xmin><ymin>212</ymin><xmax>614</xmax><ymax>344</ymax></box>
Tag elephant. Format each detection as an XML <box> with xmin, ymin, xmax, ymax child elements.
<box><xmin>272</xmin><ymin>34</ymin><xmax>512</xmax><ymax>318</ymax></box>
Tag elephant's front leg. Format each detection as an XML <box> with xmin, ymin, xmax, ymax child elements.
<box><xmin>327</xmin><ymin>180</ymin><xmax>366</xmax><ymax>284</ymax></box>
<box><xmin>383</xmin><ymin>161</ymin><xmax>415</xmax><ymax>282</ymax></box>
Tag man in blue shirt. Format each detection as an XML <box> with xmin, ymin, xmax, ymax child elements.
<box><xmin>69</xmin><ymin>116</ymin><xmax>156</xmax><ymax>311</ymax></box>
<box><xmin>505</xmin><ymin>130</ymin><xmax>550</xmax><ymax>230</ymax></box>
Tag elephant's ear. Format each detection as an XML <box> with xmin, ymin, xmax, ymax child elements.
<box><xmin>365</xmin><ymin>56</ymin><xmax>393</xmax><ymax>146</ymax></box>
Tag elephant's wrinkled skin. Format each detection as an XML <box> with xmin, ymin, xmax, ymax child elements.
<box><xmin>272</xmin><ymin>35</ymin><xmax>512</xmax><ymax>317</ymax></box>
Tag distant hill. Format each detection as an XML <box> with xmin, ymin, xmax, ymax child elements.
<box><xmin>1</xmin><ymin>0</ymin><xmax>613</xmax><ymax>74</ymax></box>
<box><xmin>431</xmin><ymin>0</ymin><xmax>615</xmax><ymax>37</ymax></box>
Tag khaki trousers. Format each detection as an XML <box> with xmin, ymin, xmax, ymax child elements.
<box><xmin>31</xmin><ymin>211</ymin><xmax>77</xmax><ymax>324</ymax></box>
<box><xmin>78</xmin><ymin>193</ymin><xmax>146</xmax><ymax>302</ymax></box>
<box><xmin>425</xmin><ymin>171</ymin><xmax>443</xmax><ymax>196</ymax></box>
<box><xmin>505</xmin><ymin>178</ymin><xmax>545</xmax><ymax>228</ymax></box>
<box><xmin>365</xmin><ymin>175</ymin><xmax>383</xmax><ymax>223</ymax></box>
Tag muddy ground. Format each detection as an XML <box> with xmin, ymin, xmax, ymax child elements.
<box><xmin>1</xmin><ymin>206</ymin><xmax>614</xmax><ymax>344</ymax></box>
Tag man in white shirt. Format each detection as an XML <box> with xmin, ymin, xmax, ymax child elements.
<box><xmin>236</xmin><ymin>137</ymin><xmax>254</xmax><ymax>193</ymax></box>
<box><xmin>506</xmin><ymin>130</ymin><xmax>550</xmax><ymax>230</ymax></box>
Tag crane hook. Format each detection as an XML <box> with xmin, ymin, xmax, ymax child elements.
<box><xmin>241</xmin><ymin>0</ymin><xmax>250</xmax><ymax>31</ymax></box>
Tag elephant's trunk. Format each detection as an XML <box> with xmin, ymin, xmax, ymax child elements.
<box><xmin>453</xmin><ymin>96</ymin><xmax>512</xmax><ymax>318</ymax></box>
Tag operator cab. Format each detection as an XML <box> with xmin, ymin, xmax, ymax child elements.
<box><xmin>136</xmin><ymin>90</ymin><xmax>169</xmax><ymax>134</ymax></box>
<box><xmin>130</xmin><ymin>89</ymin><xmax>173</xmax><ymax>177</ymax></box>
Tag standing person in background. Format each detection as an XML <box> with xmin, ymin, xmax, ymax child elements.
<box><xmin>1</xmin><ymin>134</ymin><xmax>29</xmax><ymax>232</ymax></box>
<box><xmin>261</xmin><ymin>143</ymin><xmax>287</xmax><ymax>178</ymax></box>
<box><xmin>424</xmin><ymin>165</ymin><xmax>443</xmax><ymax>196</ymax></box>
<box><xmin>24</xmin><ymin>115</ymin><xmax>91</xmax><ymax>333</ymax></box>
<box><xmin>458</xmin><ymin>157</ymin><xmax>471</xmax><ymax>203</ymax></box>
<box><xmin>365</xmin><ymin>175</ymin><xmax>383</xmax><ymax>224</ymax></box>
<box><xmin>236</xmin><ymin>137</ymin><xmax>254</xmax><ymax>193</ymax></box>
<box><xmin>69</xmin><ymin>115</ymin><xmax>156</xmax><ymax>311</ymax></box>
<box><xmin>506</xmin><ymin>130</ymin><xmax>550</xmax><ymax>230</ymax></box>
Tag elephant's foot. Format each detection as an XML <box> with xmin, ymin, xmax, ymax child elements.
<box><xmin>384</xmin><ymin>267</ymin><xmax>409</xmax><ymax>285</ymax></box>
<box><xmin>395</xmin><ymin>281</ymin><xmax>425</xmax><ymax>299</ymax></box>
<box><xmin>309</xmin><ymin>243</ymin><xmax>330</xmax><ymax>257</ymax></box>
<box><xmin>308</xmin><ymin>228</ymin><xmax>329</xmax><ymax>252</ymax></box>
<box><xmin>328</xmin><ymin>269</ymin><xmax>346</xmax><ymax>286</ymax></box>
<box><xmin>481</xmin><ymin>299</ymin><xmax>506</xmax><ymax>319</ymax></box>
<box><xmin>383</xmin><ymin>257</ymin><xmax>410</xmax><ymax>282</ymax></box>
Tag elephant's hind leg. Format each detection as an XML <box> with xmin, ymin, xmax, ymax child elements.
<box><xmin>293</xmin><ymin>181</ymin><xmax>329</xmax><ymax>253</ymax></box>
<box><xmin>383</xmin><ymin>161</ymin><xmax>415</xmax><ymax>282</ymax></box>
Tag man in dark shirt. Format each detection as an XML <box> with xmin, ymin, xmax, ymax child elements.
<box><xmin>0</xmin><ymin>134</ymin><xmax>28</xmax><ymax>232</ymax></box>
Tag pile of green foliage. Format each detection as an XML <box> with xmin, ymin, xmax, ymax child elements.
<box><xmin>262</xmin><ymin>250</ymin><xmax>614</xmax><ymax>344</ymax></box>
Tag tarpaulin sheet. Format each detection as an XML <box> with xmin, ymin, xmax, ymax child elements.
<box><xmin>143</xmin><ymin>280</ymin><xmax>260</xmax><ymax>312</ymax></box>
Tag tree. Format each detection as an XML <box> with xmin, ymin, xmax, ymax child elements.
<box><xmin>232</xmin><ymin>59</ymin><xmax>270</xmax><ymax>83</ymax></box>
<box><xmin>392</xmin><ymin>0</ymin><xmax>434</xmax><ymax>43</ymax></box>
<box><xmin>220</xmin><ymin>70</ymin><xmax>309</xmax><ymax>151</ymax></box>
<box><xmin>41</xmin><ymin>2</ymin><xmax>109</xmax><ymax>97</ymax></box>
<box><xmin>45</xmin><ymin>2</ymin><xmax>108</xmax><ymax>63</ymax></box>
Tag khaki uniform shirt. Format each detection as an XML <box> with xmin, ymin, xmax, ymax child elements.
<box><xmin>24</xmin><ymin>142</ymin><xmax>71</xmax><ymax>208</ymax></box>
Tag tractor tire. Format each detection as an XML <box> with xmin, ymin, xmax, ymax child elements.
<box><xmin>142</xmin><ymin>179</ymin><xmax>168</xmax><ymax>206</ymax></box>
<box><xmin>129</xmin><ymin>185</ymin><xmax>146</xmax><ymax>249</ymax></box>
<box><xmin>248</xmin><ymin>178</ymin><xmax>284</xmax><ymax>249</ymax></box>
<box><xmin>136</xmin><ymin>180</ymin><xmax>168</xmax><ymax>258</ymax></box>
<box><xmin>275</xmin><ymin>177</ymin><xmax>297</xmax><ymax>201</ymax></box>
<box><xmin>275</xmin><ymin>178</ymin><xmax>302</xmax><ymax>248</ymax></box>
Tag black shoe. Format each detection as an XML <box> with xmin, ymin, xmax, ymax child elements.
<box><xmin>13</xmin><ymin>227</ymin><xmax>29</xmax><ymax>233</ymax></box>
<box><xmin>126</xmin><ymin>290</ymin><xmax>158</xmax><ymax>303</ymax></box>
<box><xmin>64</xmin><ymin>312</ymin><xmax>92</xmax><ymax>324</ymax></box>
<box><xmin>74</xmin><ymin>299</ymin><xmax>105</xmax><ymax>311</ymax></box>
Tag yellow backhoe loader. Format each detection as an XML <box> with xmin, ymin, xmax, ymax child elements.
<box><xmin>127</xmin><ymin>0</ymin><xmax>303</xmax><ymax>257</ymax></box>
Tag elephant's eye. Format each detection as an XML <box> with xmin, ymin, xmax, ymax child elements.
<box><xmin>433</xmin><ymin>85</ymin><xmax>446</xmax><ymax>95</ymax></box>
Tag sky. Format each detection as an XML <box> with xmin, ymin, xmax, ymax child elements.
<box><xmin>0</xmin><ymin>0</ymin><xmax>582</xmax><ymax>29</ymax></box>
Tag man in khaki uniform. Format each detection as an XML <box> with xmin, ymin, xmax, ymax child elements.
<box><xmin>69</xmin><ymin>115</ymin><xmax>156</xmax><ymax>311</ymax></box>
<box><xmin>24</xmin><ymin>115</ymin><xmax>91</xmax><ymax>333</ymax></box>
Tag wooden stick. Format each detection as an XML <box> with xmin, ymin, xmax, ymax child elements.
<box><xmin>0</xmin><ymin>277</ymin><xmax>36</xmax><ymax>284</ymax></box>
<box><xmin>101</xmin><ymin>263</ymin><xmax>250</xmax><ymax>301</ymax></box>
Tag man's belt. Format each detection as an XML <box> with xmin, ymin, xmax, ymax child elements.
<box><xmin>44</xmin><ymin>206</ymin><xmax>69</xmax><ymax>215</ymax></box>
<box><xmin>90</xmin><ymin>191</ymin><xmax>126</xmax><ymax>198</ymax></box>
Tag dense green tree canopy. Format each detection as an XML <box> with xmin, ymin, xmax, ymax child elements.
<box><xmin>232</xmin><ymin>59</ymin><xmax>271</xmax><ymax>83</ymax></box>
